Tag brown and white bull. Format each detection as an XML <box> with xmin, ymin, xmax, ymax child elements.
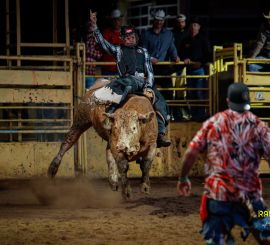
<box><xmin>47</xmin><ymin>79</ymin><xmax>158</xmax><ymax>199</ymax></box>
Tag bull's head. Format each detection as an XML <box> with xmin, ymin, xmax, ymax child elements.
<box><xmin>103</xmin><ymin>110</ymin><xmax>155</xmax><ymax>159</ymax></box>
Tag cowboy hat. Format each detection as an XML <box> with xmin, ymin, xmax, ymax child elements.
<box><xmin>153</xmin><ymin>9</ymin><xmax>168</xmax><ymax>21</ymax></box>
<box><xmin>263</xmin><ymin>10</ymin><xmax>270</xmax><ymax>19</ymax></box>
<box><xmin>176</xmin><ymin>14</ymin><xmax>186</xmax><ymax>21</ymax></box>
<box><xmin>110</xmin><ymin>9</ymin><xmax>124</xmax><ymax>19</ymax></box>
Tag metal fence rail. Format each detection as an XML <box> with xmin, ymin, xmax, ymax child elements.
<box><xmin>85</xmin><ymin>60</ymin><xmax>215</xmax><ymax>120</ymax></box>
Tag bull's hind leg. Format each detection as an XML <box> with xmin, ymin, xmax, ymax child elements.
<box><xmin>106</xmin><ymin>146</ymin><xmax>119</xmax><ymax>191</ymax></box>
<box><xmin>48</xmin><ymin>123</ymin><xmax>91</xmax><ymax>178</ymax></box>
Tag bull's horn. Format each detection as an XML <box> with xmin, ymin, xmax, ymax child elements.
<box><xmin>103</xmin><ymin>112</ymin><xmax>115</xmax><ymax>119</ymax></box>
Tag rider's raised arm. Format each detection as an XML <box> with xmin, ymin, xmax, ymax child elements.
<box><xmin>92</xmin><ymin>29</ymin><xmax>120</xmax><ymax>57</ymax></box>
<box><xmin>143</xmin><ymin>48</ymin><xmax>154</xmax><ymax>88</ymax></box>
<box><xmin>89</xmin><ymin>10</ymin><xmax>119</xmax><ymax>58</ymax></box>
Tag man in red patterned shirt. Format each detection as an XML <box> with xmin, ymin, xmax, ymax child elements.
<box><xmin>177</xmin><ymin>83</ymin><xmax>270</xmax><ymax>244</ymax></box>
<box><xmin>85</xmin><ymin>20</ymin><xmax>103</xmax><ymax>88</ymax></box>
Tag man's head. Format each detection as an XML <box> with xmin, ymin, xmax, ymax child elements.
<box><xmin>176</xmin><ymin>14</ymin><xmax>186</xmax><ymax>30</ymax></box>
<box><xmin>153</xmin><ymin>9</ymin><xmax>166</xmax><ymax>29</ymax></box>
<box><xmin>120</xmin><ymin>26</ymin><xmax>137</xmax><ymax>47</ymax></box>
<box><xmin>110</xmin><ymin>9</ymin><xmax>124</xmax><ymax>29</ymax></box>
<box><xmin>189</xmin><ymin>17</ymin><xmax>202</xmax><ymax>37</ymax></box>
<box><xmin>227</xmin><ymin>83</ymin><xmax>251</xmax><ymax>112</ymax></box>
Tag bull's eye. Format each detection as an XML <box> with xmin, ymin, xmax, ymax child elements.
<box><xmin>133</xmin><ymin>127</ymin><xmax>136</xmax><ymax>131</ymax></box>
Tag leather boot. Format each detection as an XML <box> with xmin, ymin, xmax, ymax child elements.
<box><xmin>157</xmin><ymin>133</ymin><xmax>171</xmax><ymax>148</ymax></box>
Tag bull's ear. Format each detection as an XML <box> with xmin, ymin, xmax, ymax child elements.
<box><xmin>103</xmin><ymin>112</ymin><xmax>114</xmax><ymax>130</ymax></box>
<box><xmin>138</xmin><ymin>111</ymin><xmax>155</xmax><ymax>124</ymax></box>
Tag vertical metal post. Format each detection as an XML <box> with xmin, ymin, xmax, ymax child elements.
<box><xmin>16</xmin><ymin>0</ymin><xmax>21</xmax><ymax>66</ymax></box>
<box><xmin>234</xmin><ymin>43</ymin><xmax>239</xmax><ymax>82</ymax></box>
<box><xmin>242</xmin><ymin>59</ymin><xmax>247</xmax><ymax>84</ymax></box>
<box><xmin>8</xmin><ymin>112</ymin><xmax>13</xmax><ymax>142</ymax></box>
<box><xmin>6</xmin><ymin>0</ymin><xmax>11</xmax><ymax>66</ymax></box>
<box><xmin>52</xmin><ymin>0</ymin><xmax>58</xmax><ymax>60</ymax></box>
<box><xmin>18</xmin><ymin>111</ymin><xmax>22</xmax><ymax>142</ymax></box>
<box><xmin>16</xmin><ymin>0</ymin><xmax>22</xmax><ymax>141</ymax></box>
<box><xmin>208</xmin><ymin>64</ymin><xmax>214</xmax><ymax>116</ymax></box>
<box><xmin>74</xmin><ymin>43</ymin><xmax>86</xmax><ymax>176</ymax></box>
<box><xmin>65</xmin><ymin>0</ymin><xmax>70</xmax><ymax>56</ymax></box>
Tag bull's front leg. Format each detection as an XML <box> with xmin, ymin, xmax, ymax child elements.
<box><xmin>106</xmin><ymin>145</ymin><xmax>119</xmax><ymax>191</ymax></box>
<box><xmin>117</xmin><ymin>158</ymin><xmax>132</xmax><ymax>200</ymax></box>
<box><xmin>139</xmin><ymin>144</ymin><xmax>157</xmax><ymax>194</ymax></box>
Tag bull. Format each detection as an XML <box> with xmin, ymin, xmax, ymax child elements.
<box><xmin>48</xmin><ymin>79</ymin><xmax>158</xmax><ymax>199</ymax></box>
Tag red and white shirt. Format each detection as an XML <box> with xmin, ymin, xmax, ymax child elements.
<box><xmin>189</xmin><ymin>109</ymin><xmax>270</xmax><ymax>202</ymax></box>
<box><xmin>86</xmin><ymin>21</ymin><xmax>103</xmax><ymax>75</ymax></box>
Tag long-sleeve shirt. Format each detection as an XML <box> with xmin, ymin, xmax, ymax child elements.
<box><xmin>85</xmin><ymin>21</ymin><xmax>103</xmax><ymax>75</ymax></box>
<box><xmin>140</xmin><ymin>28</ymin><xmax>178</xmax><ymax>61</ymax></box>
<box><xmin>182</xmin><ymin>32</ymin><xmax>210</xmax><ymax>65</ymax></box>
<box><xmin>250</xmin><ymin>22</ymin><xmax>270</xmax><ymax>58</ymax></box>
<box><xmin>173</xmin><ymin>28</ymin><xmax>188</xmax><ymax>60</ymax></box>
<box><xmin>101</xmin><ymin>28</ymin><xmax>122</xmax><ymax>73</ymax></box>
<box><xmin>92</xmin><ymin>28</ymin><xmax>154</xmax><ymax>88</ymax></box>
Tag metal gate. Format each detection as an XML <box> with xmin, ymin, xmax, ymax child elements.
<box><xmin>0</xmin><ymin>55</ymin><xmax>74</xmax><ymax>178</ymax></box>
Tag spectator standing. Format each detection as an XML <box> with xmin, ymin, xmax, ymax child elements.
<box><xmin>85</xmin><ymin>18</ymin><xmax>103</xmax><ymax>89</ymax></box>
<box><xmin>248</xmin><ymin>10</ymin><xmax>270</xmax><ymax>72</ymax></box>
<box><xmin>172</xmin><ymin>14</ymin><xmax>190</xmax><ymax>121</ymax></box>
<box><xmin>101</xmin><ymin>9</ymin><xmax>124</xmax><ymax>76</ymax></box>
<box><xmin>140</xmin><ymin>9</ymin><xmax>180</xmax><ymax>103</ymax></box>
<box><xmin>173</xmin><ymin>14</ymin><xmax>188</xmax><ymax>60</ymax></box>
<box><xmin>182</xmin><ymin>17</ymin><xmax>211</xmax><ymax>121</ymax></box>
<box><xmin>177</xmin><ymin>83</ymin><xmax>270</xmax><ymax>244</ymax></box>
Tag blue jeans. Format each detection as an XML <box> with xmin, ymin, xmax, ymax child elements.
<box><xmin>153</xmin><ymin>87</ymin><xmax>170</xmax><ymax>134</ymax></box>
<box><xmin>202</xmin><ymin>198</ymin><xmax>270</xmax><ymax>245</ymax></box>
<box><xmin>85</xmin><ymin>77</ymin><xmax>96</xmax><ymax>89</ymax></box>
<box><xmin>187</xmin><ymin>67</ymin><xmax>208</xmax><ymax>121</ymax></box>
<box><xmin>248</xmin><ymin>55</ymin><xmax>270</xmax><ymax>72</ymax></box>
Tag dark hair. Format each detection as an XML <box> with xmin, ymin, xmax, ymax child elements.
<box><xmin>190</xmin><ymin>16</ymin><xmax>203</xmax><ymax>26</ymax></box>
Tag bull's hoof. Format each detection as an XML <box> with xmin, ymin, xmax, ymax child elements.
<box><xmin>122</xmin><ymin>185</ymin><xmax>132</xmax><ymax>200</ymax></box>
<box><xmin>140</xmin><ymin>183</ymin><xmax>151</xmax><ymax>194</ymax></box>
<box><xmin>110</xmin><ymin>183</ymin><xmax>119</xmax><ymax>191</ymax></box>
<box><xmin>108</xmin><ymin>177</ymin><xmax>119</xmax><ymax>191</ymax></box>
<box><xmin>47</xmin><ymin>159</ymin><xmax>59</xmax><ymax>179</ymax></box>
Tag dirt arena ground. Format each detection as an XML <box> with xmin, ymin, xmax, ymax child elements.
<box><xmin>0</xmin><ymin>177</ymin><xmax>269</xmax><ymax>245</ymax></box>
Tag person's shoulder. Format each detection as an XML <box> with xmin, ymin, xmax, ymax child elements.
<box><xmin>209</xmin><ymin>110</ymin><xmax>228</xmax><ymax>122</ymax></box>
<box><xmin>246</xmin><ymin>111</ymin><xmax>265</xmax><ymax>124</ymax></box>
<box><xmin>142</xmin><ymin>28</ymin><xmax>152</xmax><ymax>35</ymax></box>
<box><xmin>182</xmin><ymin>33</ymin><xmax>191</xmax><ymax>41</ymax></box>
<box><xmin>196</xmin><ymin>32</ymin><xmax>207</xmax><ymax>40</ymax></box>
<box><xmin>162</xmin><ymin>28</ymin><xmax>173</xmax><ymax>34</ymax></box>
<box><xmin>137</xmin><ymin>46</ymin><xmax>148</xmax><ymax>53</ymax></box>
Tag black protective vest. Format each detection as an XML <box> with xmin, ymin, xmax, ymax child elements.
<box><xmin>118</xmin><ymin>46</ymin><xmax>145</xmax><ymax>76</ymax></box>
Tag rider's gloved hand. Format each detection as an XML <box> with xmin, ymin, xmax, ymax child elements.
<box><xmin>143</xmin><ymin>88</ymin><xmax>154</xmax><ymax>101</ymax></box>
